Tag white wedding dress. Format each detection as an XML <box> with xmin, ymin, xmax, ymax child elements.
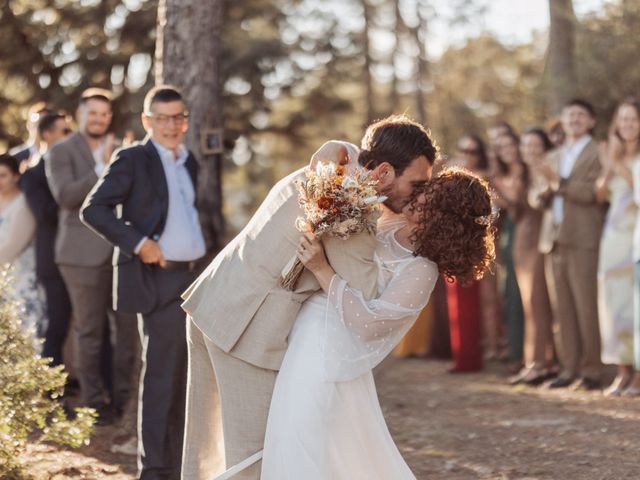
<box><xmin>261</xmin><ymin>219</ymin><xmax>439</xmax><ymax>479</ymax></box>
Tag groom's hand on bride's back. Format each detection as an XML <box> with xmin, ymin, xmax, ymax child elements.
<box><xmin>309</xmin><ymin>141</ymin><xmax>350</xmax><ymax>168</ymax></box>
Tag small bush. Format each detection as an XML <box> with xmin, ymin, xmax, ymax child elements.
<box><xmin>0</xmin><ymin>268</ymin><xmax>95</xmax><ymax>478</ymax></box>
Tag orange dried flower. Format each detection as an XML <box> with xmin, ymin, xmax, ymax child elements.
<box><xmin>336</xmin><ymin>165</ymin><xmax>346</xmax><ymax>175</ymax></box>
<box><xmin>317</xmin><ymin>196</ymin><xmax>333</xmax><ymax>210</ymax></box>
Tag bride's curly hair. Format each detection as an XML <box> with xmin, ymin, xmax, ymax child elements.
<box><xmin>408</xmin><ymin>167</ymin><xmax>496</xmax><ymax>285</ymax></box>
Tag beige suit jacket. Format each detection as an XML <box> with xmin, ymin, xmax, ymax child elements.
<box><xmin>46</xmin><ymin>132</ymin><xmax>113</xmax><ymax>268</ymax></box>
<box><xmin>182</xmin><ymin>146</ymin><xmax>379</xmax><ymax>371</ymax></box>
<box><xmin>536</xmin><ymin>139</ymin><xmax>608</xmax><ymax>254</ymax></box>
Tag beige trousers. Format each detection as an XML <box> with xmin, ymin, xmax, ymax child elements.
<box><xmin>546</xmin><ymin>245</ymin><xmax>602</xmax><ymax>380</ymax></box>
<box><xmin>181</xmin><ymin>317</ymin><xmax>277</xmax><ymax>480</ymax></box>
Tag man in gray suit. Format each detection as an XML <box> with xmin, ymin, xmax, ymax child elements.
<box><xmin>46</xmin><ymin>88</ymin><xmax>137</xmax><ymax>423</ymax></box>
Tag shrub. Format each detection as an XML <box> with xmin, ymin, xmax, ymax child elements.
<box><xmin>0</xmin><ymin>268</ymin><xmax>95</xmax><ymax>478</ymax></box>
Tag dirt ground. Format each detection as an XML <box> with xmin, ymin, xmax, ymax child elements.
<box><xmin>19</xmin><ymin>358</ymin><xmax>640</xmax><ymax>479</ymax></box>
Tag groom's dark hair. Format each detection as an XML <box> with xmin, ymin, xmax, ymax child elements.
<box><xmin>359</xmin><ymin>114</ymin><xmax>438</xmax><ymax>175</ymax></box>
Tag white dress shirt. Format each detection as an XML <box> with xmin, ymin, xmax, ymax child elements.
<box><xmin>145</xmin><ymin>141</ymin><xmax>206</xmax><ymax>261</ymax></box>
<box><xmin>552</xmin><ymin>134</ymin><xmax>592</xmax><ymax>225</ymax></box>
<box><xmin>92</xmin><ymin>141</ymin><xmax>107</xmax><ymax>177</ymax></box>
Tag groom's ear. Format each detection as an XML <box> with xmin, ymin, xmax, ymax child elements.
<box><xmin>371</xmin><ymin>162</ymin><xmax>396</xmax><ymax>187</ymax></box>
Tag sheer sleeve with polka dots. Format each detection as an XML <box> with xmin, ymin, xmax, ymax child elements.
<box><xmin>321</xmin><ymin>256</ymin><xmax>438</xmax><ymax>381</ymax></box>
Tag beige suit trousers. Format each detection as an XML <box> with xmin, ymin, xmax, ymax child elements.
<box><xmin>546</xmin><ymin>245</ymin><xmax>602</xmax><ymax>380</ymax></box>
<box><xmin>181</xmin><ymin>317</ymin><xmax>277</xmax><ymax>480</ymax></box>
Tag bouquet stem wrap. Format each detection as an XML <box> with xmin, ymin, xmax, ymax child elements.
<box><xmin>279</xmin><ymin>257</ymin><xmax>306</xmax><ymax>290</ymax></box>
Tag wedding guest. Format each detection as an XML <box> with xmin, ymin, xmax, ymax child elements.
<box><xmin>82</xmin><ymin>85</ymin><xmax>209</xmax><ymax>479</ymax></box>
<box><xmin>446</xmin><ymin>276</ymin><xmax>482</xmax><ymax>372</ymax></box>
<box><xmin>394</xmin><ymin>302</ymin><xmax>432</xmax><ymax>358</ymax></box>
<box><xmin>487</xmin><ymin>121</ymin><xmax>517</xmax><ymax>151</ymax></box>
<box><xmin>0</xmin><ymin>154</ymin><xmax>45</xmax><ymax>334</ymax></box>
<box><xmin>455</xmin><ymin>134</ymin><xmax>503</xmax><ymax>361</ymax></box>
<box><xmin>493</xmin><ymin>131</ymin><xmax>526</xmax><ymax>373</ymax></box>
<box><xmin>536</xmin><ymin>98</ymin><xmax>607</xmax><ymax>390</ymax></box>
<box><xmin>428</xmin><ymin>276</ymin><xmax>452</xmax><ymax>359</ymax></box>
<box><xmin>546</xmin><ymin>117</ymin><xmax>565</xmax><ymax>149</ymax></box>
<box><xmin>508</xmin><ymin>128</ymin><xmax>556</xmax><ymax>385</ymax></box>
<box><xmin>630</xmin><ymin>117</ymin><xmax>640</xmax><ymax>397</ymax></box>
<box><xmin>595</xmin><ymin>99</ymin><xmax>640</xmax><ymax>396</ymax></box>
<box><xmin>46</xmin><ymin>88</ymin><xmax>137</xmax><ymax>423</ymax></box>
<box><xmin>10</xmin><ymin>102</ymin><xmax>52</xmax><ymax>172</ymax></box>
<box><xmin>20</xmin><ymin>112</ymin><xmax>72</xmax><ymax>368</ymax></box>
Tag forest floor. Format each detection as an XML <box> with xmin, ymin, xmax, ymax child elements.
<box><xmin>19</xmin><ymin>358</ymin><xmax>640</xmax><ymax>479</ymax></box>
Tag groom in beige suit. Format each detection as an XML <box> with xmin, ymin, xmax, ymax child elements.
<box><xmin>533</xmin><ymin>99</ymin><xmax>608</xmax><ymax>391</ymax></box>
<box><xmin>180</xmin><ymin>115</ymin><xmax>438</xmax><ymax>479</ymax></box>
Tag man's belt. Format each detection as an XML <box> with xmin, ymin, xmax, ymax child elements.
<box><xmin>163</xmin><ymin>259</ymin><xmax>202</xmax><ymax>272</ymax></box>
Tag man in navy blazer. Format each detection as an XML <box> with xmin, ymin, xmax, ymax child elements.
<box><xmin>82</xmin><ymin>85</ymin><xmax>207</xmax><ymax>480</ymax></box>
<box><xmin>20</xmin><ymin>111</ymin><xmax>72</xmax><ymax>368</ymax></box>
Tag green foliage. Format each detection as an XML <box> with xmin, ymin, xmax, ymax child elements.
<box><xmin>0</xmin><ymin>0</ymin><xmax>157</xmax><ymax>143</ymax></box>
<box><xmin>0</xmin><ymin>269</ymin><xmax>94</xmax><ymax>479</ymax></box>
<box><xmin>3</xmin><ymin>0</ymin><xmax>640</xmax><ymax>235</ymax></box>
<box><xmin>576</xmin><ymin>0</ymin><xmax>640</xmax><ymax>135</ymax></box>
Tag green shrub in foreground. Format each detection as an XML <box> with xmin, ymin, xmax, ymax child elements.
<box><xmin>0</xmin><ymin>269</ymin><xmax>95</xmax><ymax>478</ymax></box>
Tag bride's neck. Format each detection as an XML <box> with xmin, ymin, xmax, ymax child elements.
<box><xmin>395</xmin><ymin>224</ymin><xmax>415</xmax><ymax>250</ymax></box>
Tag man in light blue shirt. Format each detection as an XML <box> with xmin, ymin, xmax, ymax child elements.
<box><xmin>82</xmin><ymin>85</ymin><xmax>209</xmax><ymax>480</ymax></box>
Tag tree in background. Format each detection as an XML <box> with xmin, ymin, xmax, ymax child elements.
<box><xmin>155</xmin><ymin>0</ymin><xmax>225</xmax><ymax>252</ymax></box>
<box><xmin>543</xmin><ymin>0</ymin><xmax>577</xmax><ymax>114</ymax></box>
<box><xmin>3</xmin><ymin>0</ymin><xmax>640</xmax><ymax>234</ymax></box>
<box><xmin>0</xmin><ymin>0</ymin><xmax>157</xmax><ymax>144</ymax></box>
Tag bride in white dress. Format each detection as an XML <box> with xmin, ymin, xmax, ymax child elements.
<box><xmin>261</xmin><ymin>167</ymin><xmax>496</xmax><ymax>479</ymax></box>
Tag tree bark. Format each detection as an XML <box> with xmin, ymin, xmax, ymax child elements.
<box><xmin>389</xmin><ymin>0</ymin><xmax>402</xmax><ymax>112</ymax></box>
<box><xmin>155</xmin><ymin>0</ymin><xmax>224</xmax><ymax>253</ymax></box>
<box><xmin>361</xmin><ymin>0</ymin><xmax>375</xmax><ymax>126</ymax></box>
<box><xmin>412</xmin><ymin>1</ymin><xmax>428</xmax><ymax>125</ymax></box>
<box><xmin>544</xmin><ymin>0</ymin><xmax>577</xmax><ymax>114</ymax></box>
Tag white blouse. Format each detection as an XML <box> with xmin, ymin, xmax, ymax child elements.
<box><xmin>0</xmin><ymin>193</ymin><xmax>36</xmax><ymax>264</ymax></box>
<box><xmin>322</xmin><ymin>218</ymin><xmax>439</xmax><ymax>381</ymax></box>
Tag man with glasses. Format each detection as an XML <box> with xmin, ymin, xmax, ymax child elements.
<box><xmin>82</xmin><ymin>85</ymin><xmax>207</xmax><ymax>480</ymax></box>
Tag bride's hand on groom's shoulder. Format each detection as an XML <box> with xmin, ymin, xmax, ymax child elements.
<box><xmin>309</xmin><ymin>141</ymin><xmax>350</xmax><ymax>168</ymax></box>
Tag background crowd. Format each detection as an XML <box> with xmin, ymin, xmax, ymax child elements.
<box><xmin>395</xmin><ymin>96</ymin><xmax>640</xmax><ymax>399</ymax></box>
<box><xmin>1</xmin><ymin>86</ymin><xmax>207</xmax><ymax>472</ymax></box>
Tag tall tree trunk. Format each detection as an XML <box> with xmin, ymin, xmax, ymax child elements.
<box><xmin>155</xmin><ymin>0</ymin><xmax>224</xmax><ymax>253</ymax></box>
<box><xmin>544</xmin><ymin>0</ymin><xmax>577</xmax><ymax>114</ymax></box>
<box><xmin>361</xmin><ymin>0</ymin><xmax>375</xmax><ymax>126</ymax></box>
<box><xmin>389</xmin><ymin>0</ymin><xmax>402</xmax><ymax>113</ymax></box>
<box><xmin>412</xmin><ymin>1</ymin><xmax>428</xmax><ymax>125</ymax></box>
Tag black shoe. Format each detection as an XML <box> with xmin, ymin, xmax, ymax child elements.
<box><xmin>547</xmin><ymin>376</ymin><xmax>575</xmax><ymax>389</ymax></box>
<box><xmin>94</xmin><ymin>404</ymin><xmax>117</xmax><ymax>426</ymax></box>
<box><xmin>572</xmin><ymin>377</ymin><xmax>602</xmax><ymax>391</ymax></box>
<box><xmin>63</xmin><ymin>378</ymin><xmax>81</xmax><ymax>398</ymax></box>
<box><xmin>523</xmin><ymin>370</ymin><xmax>556</xmax><ymax>387</ymax></box>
